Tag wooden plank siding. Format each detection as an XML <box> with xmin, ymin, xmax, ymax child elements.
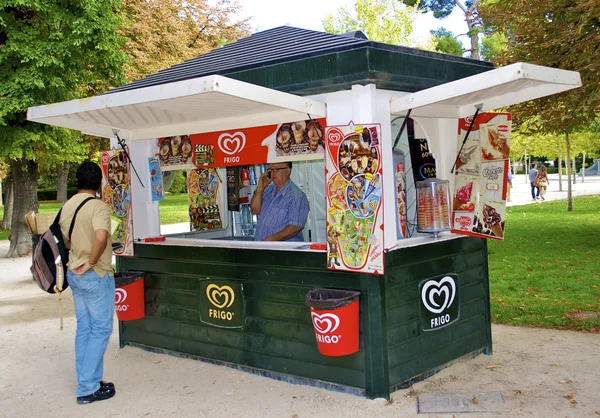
<box><xmin>119</xmin><ymin>244</ymin><xmax>367</xmax><ymax>391</ymax></box>
<box><xmin>117</xmin><ymin>236</ymin><xmax>492</xmax><ymax>399</ymax></box>
<box><xmin>383</xmin><ymin>237</ymin><xmax>492</xmax><ymax>388</ymax></box>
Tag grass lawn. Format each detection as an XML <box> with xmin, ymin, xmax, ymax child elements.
<box><xmin>488</xmin><ymin>195</ymin><xmax>600</xmax><ymax>332</ymax></box>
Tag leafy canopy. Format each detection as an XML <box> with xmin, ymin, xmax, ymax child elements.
<box><xmin>322</xmin><ymin>0</ymin><xmax>423</xmax><ymax>46</ymax></box>
<box><xmin>0</xmin><ymin>0</ymin><xmax>127</xmax><ymax>162</ymax></box>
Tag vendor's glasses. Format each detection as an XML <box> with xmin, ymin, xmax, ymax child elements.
<box><xmin>269</xmin><ymin>167</ymin><xmax>289</xmax><ymax>173</ymax></box>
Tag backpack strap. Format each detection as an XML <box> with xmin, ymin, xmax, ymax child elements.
<box><xmin>68</xmin><ymin>197</ymin><xmax>96</xmax><ymax>239</ymax></box>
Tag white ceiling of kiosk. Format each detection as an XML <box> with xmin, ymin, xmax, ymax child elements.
<box><xmin>27</xmin><ymin>75</ymin><xmax>327</xmax><ymax>140</ymax></box>
<box><xmin>390</xmin><ymin>62</ymin><xmax>582</xmax><ymax>118</ymax></box>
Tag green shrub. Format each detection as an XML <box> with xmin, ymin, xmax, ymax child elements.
<box><xmin>37</xmin><ymin>188</ymin><xmax>78</xmax><ymax>201</ymax></box>
<box><xmin>168</xmin><ymin>171</ymin><xmax>188</xmax><ymax>195</ymax></box>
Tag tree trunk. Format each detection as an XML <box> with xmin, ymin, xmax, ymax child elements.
<box><xmin>558</xmin><ymin>146</ymin><xmax>563</xmax><ymax>191</ymax></box>
<box><xmin>582</xmin><ymin>152</ymin><xmax>586</xmax><ymax>183</ymax></box>
<box><xmin>465</xmin><ymin>11</ymin><xmax>479</xmax><ymax>60</ymax></box>
<box><xmin>7</xmin><ymin>157</ymin><xmax>39</xmax><ymax>258</ymax></box>
<box><xmin>56</xmin><ymin>163</ymin><xmax>70</xmax><ymax>203</ymax></box>
<box><xmin>565</xmin><ymin>130</ymin><xmax>572</xmax><ymax>212</ymax></box>
<box><xmin>2</xmin><ymin>175</ymin><xmax>14</xmax><ymax>230</ymax></box>
<box><xmin>0</xmin><ymin>178</ymin><xmax>2</xmax><ymax>207</ymax></box>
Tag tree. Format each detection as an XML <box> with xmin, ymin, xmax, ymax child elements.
<box><xmin>401</xmin><ymin>0</ymin><xmax>483</xmax><ymax>58</ymax></box>
<box><xmin>430</xmin><ymin>27</ymin><xmax>463</xmax><ymax>55</ymax></box>
<box><xmin>323</xmin><ymin>0</ymin><xmax>423</xmax><ymax>46</ymax></box>
<box><xmin>0</xmin><ymin>1</ymin><xmax>127</xmax><ymax>257</ymax></box>
<box><xmin>120</xmin><ymin>0</ymin><xmax>251</xmax><ymax>81</ymax></box>
<box><xmin>481</xmin><ymin>0</ymin><xmax>600</xmax><ymax>210</ymax></box>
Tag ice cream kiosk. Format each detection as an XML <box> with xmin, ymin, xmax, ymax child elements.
<box><xmin>27</xmin><ymin>27</ymin><xmax>581</xmax><ymax>399</ymax></box>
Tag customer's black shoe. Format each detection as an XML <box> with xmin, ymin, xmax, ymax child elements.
<box><xmin>77</xmin><ymin>385</ymin><xmax>116</xmax><ymax>404</ymax></box>
<box><xmin>100</xmin><ymin>381</ymin><xmax>115</xmax><ymax>390</ymax></box>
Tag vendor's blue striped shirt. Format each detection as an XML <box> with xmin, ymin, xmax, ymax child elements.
<box><xmin>254</xmin><ymin>181</ymin><xmax>309</xmax><ymax>242</ymax></box>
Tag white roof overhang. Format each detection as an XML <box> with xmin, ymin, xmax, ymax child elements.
<box><xmin>27</xmin><ymin>75</ymin><xmax>327</xmax><ymax>140</ymax></box>
<box><xmin>390</xmin><ymin>62</ymin><xmax>582</xmax><ymax>119</ymax></box>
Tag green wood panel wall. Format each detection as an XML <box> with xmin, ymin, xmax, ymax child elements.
<box><xmin>384</xmin><ymin>237</ymin><xmax>492</xmax><ymax>387</ymax></box>
<box><xmin>119</xmin><ymin>244</ymin><xmax>367</xmax><ymax>390</ymax></box>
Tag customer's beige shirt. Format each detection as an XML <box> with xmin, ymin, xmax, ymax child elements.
<box><xmin>59</xmin><ymin>193</ymin><xmax>113</xmax><ymax>277</ymax></box>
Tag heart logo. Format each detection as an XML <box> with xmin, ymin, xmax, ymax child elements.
<box><xmin>115</xmin><ymin>288</ymin><xmax>128</xmax><ymax>304</ymax></box>
<box><xmin>217</xmin><ymin>132</ymin><xmax>246</xmax><ymax>155</ymax></box>
<box><xmin>206</xmin><ymin>284</ymin><xmax>235</xmax><ymax>309</ymax></box>
<box><xmin>421</xmin><ymin>276</ymin><xmax>456</xmax><ymax>314</ymax></box>
<box><xmin>327</xmin><ymin>129</ymin><xmax>344</xmax><ymax>146</ymax></box>
<box><xmin>310</xmin><ymin>312</ymin><xmax>340</xmax><ymax>334</ymax></box>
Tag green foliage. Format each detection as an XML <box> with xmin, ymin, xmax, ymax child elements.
<box><xmin>481</xmin><ymin>0</ymin><xmax>600</xmax><ymax>131</ymax></box>
<box><xmin>322</xmin><ymin>0</ymin><xmax>422</xmax><ymax>46</ymax></box>
<box><xmin>488</xmin><ymin>195</ymin><xmax>600</xmax><ymax>331</ymax></box>
<box><xmin>480</xmin><ymin>31</ymin><xmax>506</xmax><ymax>62</ymax></box>
<box><xmin>430</xmin><ymin>27</ymin><xmax>463</xmax><ymax>55</ymax></box>
<box><xmin>167</xmin><ymin>170</ymin><xmax>188</xmax><ymax>195</ymax></box>
<box><xmin>0</xmin><ymin>0</ymin><xmax>127</xmax><ymax>162</ymax></box>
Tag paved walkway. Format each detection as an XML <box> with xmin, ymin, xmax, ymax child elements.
<box><xmin>507</xmin><ymin>173</ymin><xmax>600</xmax><ymax>206</ymax></box>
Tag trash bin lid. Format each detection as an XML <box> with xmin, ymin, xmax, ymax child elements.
<box><xmin>305</xmin><ymin>289</ymin><xmax>360</xmax><ymax>310</ymax></box>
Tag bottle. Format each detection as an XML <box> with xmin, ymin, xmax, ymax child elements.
<box><xmin>248</xmin><ymin>166</ymin><xmax>257</xmax><ymax>185</ymax></box>
<box><xmin>240</xmin><ymin>204</ymin><xmax>251</xmax><ymax>236</ymax></box>
<box><xmin>241</xmin><ymin>168</ymin><xmax>250</xmax><ymax>187</ymax></box>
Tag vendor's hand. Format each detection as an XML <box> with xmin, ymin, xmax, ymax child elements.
<box><xmin>257</xmin><ymin>171</ymin><xmax>271</xmax><ymax>191</ymax></box>
<box><xmin>264</xmin><ymin>235</ymin><xmax>277</xmax><ymax>241</ymax></box>
<box><xmin>72</xmin><ymin>261</ymin><xmax>95</xmax><ymax>275</ymax></box>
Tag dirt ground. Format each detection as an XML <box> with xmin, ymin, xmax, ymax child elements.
<box><xmin>1</xmin><ymin>241</ymin><xmax>599</xmax><ymax>417</ymax></box>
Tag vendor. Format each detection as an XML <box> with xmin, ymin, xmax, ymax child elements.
<box><xmin>251</xmin><ymin>162</ymin><xmax>309</xmax><ymax>241</ymax></box>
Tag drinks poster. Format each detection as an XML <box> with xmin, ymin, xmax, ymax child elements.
<box><xmin>100</xmin><ymin>150</ymin><xmax>134</xmax><ymax>256</ymax></box>
<box><xmin>325</xmin><ymin>123</ymin><xmax>384</xmax><ymax>275</ymax></box>
<box><xmin>187</xmin><ymin>168</ymin><xmax>223</xmax><ymax>232</ymax></box>
<box><xmin>452</xmin><ymin>113</ymin><xmax>511</xmax><ymax>240</ymax></box>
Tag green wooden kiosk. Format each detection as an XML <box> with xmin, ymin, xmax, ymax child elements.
<box><xmin>27</xmin><ymin>27</ymin><xmax>581</xmax><ymax>399</ymax></box>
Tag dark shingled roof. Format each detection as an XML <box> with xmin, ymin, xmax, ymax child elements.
<box><xmin>108</xmin><ymin>26</ymin><xmax>489</xmax><ymax>95</ymax></box>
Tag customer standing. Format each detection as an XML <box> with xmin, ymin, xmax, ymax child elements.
<box><xmin>536</xmin><ymin>165</ymin><xmax>549</xmax><ymax>201</ymax></box>
<box><xmin>528</xmin><ymin>163</ymin><xmax>540</xmax><ymax>200</ymax></box>
<box><xmin>59</xmin><ymin>161</ymin><xmax>116</xmax><ymax>404</ymax></box>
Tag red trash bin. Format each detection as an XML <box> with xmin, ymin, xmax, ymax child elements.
<box><xmin>114</xmin><ymin>271</ymin><xmax>145</xmax><ymax>321</ymax></box>
<box><xmin>305</xmin><ymin>289</ymin><xmax>360</xmax><ymax>357</ymax></box>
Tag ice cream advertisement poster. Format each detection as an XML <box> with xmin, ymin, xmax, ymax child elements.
<box><xmin>148</xmin><ymin>157</ymin><xmax>165</xmax><ymax>201</ymax></box>
<box><xmin>189</xmin><ymin>118</ymin><xmax>327</xmax><ymax>168</ymax></box>
<box><xmin>187</xmin><ymin>168</ymin><xmax>223</xmax><ymax>232</ymax></box>
<box><xmin>100</xmin><ymin>150</ymin><xmax>134</xmax><ymax>256</ymax></box>
<box><xmin>452</xmin><ymin>113</ymin><xmax>511</xmax><ymax>240</ymax></box>
<box><xmin>325</xmin><ymin>122</ymin><xmax>384</xmax><ymax>275</ymax></box>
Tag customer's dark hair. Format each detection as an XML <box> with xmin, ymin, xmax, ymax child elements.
<box><xmin>285</xmin><ymin>161</ymin><xmax>292</xmax><ymax>171</ymax></box>
<box><xmin>76</xmin><ymin>161</ymin><xmax>103</xmax><ymax>191</ymax></box>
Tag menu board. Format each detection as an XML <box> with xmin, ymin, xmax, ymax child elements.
<box><xmin>100</xmin><ymin>150</ymin><xmax>134</xmax><ymax>256</ymax></box>
<box><xmin>187</xmin><ymin>168</ymin><xmax>223</xmax><ymax>232</ymax></box>
<box><xmin>325</xmin><ymin>123</ymin><xmax>384</xmax><ymax>275</ymax></box>
<box><xmin>451</xmin><ymin>113</ymin><xmax>511</xmax><ymax>240</ymax></box>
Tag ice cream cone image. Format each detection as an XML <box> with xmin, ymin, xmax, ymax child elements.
<box><xmin>453</xmin><ymin>197</ymin><xmax>463</xmax><ymax>211</ymax></box>
<box><xmin>490</xmin><ymin>223</ymin><xmax>503</xmax><ymax>238</ymax></box>
<box><xmin>292</xmin><ymin>121</ymin><xmax>306</xmax><ymax>144</ymax></box>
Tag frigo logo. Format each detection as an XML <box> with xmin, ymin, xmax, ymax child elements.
<box><xmin>206</xmin><ymin>284</ymin><xmax>236</xmax><ymax>321</ymax></box>
<box><xmin>115</xmin><ymin>288</ymin><xmax>128</xmax><ymax>311</ymax></box>
<box><xmin>311</xmin><ymin>312</ymin><xmax>342</xmax><ymax>344</ymax></box>
<box><xmin>420</xmin><ymin>275</ymin><xmax>458</xmax><ymax>330</ymax></box>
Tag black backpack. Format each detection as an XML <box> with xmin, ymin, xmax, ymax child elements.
<box><xmin>30</xmin><ymin>197</ymin><xmax>95</xmax><ymax>294</ymax></box>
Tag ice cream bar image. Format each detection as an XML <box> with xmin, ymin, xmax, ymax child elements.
<box><xmin>364</xmin><ymin>173</ymin><xmax>381</xmax><ymax>199</ymax></box>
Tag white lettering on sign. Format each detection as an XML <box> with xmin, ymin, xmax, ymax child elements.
<box><xmin>430</xmin><ymin>314</ymin><xmax>451</xmax><ymax>329</ymax></box>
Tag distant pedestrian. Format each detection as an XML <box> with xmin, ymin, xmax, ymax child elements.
<box><xmin>506</xmin><ymin>168</ymin><xmax>513</xmax><ymax>202</ymax></box>
<box><xmin>59</xmin><ymin>161</ymin><xmax>116</xmax><ymax>405</ymax></box>
<box><xmin>529</xmin><ymin>163</ymin><xmax>540</xmax><ymax>200</ymax></box>
<box><xmin>536</xmin><ymin>165</ymin><xmax>549</xmax><ymax>201</ymax></box>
